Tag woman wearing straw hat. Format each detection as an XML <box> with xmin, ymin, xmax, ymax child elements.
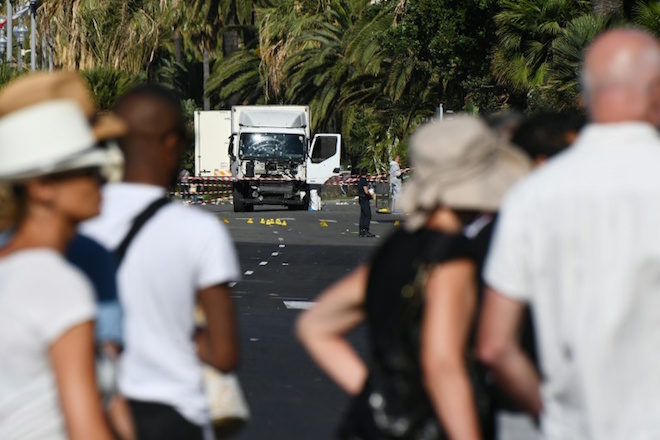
<box><xmin>0</xmin><ymin>73</ymin><xmax>125</xmax><ymax>440</ymax></box>
<box><xmin>296</xmin><ymin>116</ymin><xmax>531</xmax><ymax>439</ymax></box>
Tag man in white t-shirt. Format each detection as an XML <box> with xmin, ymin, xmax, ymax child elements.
<box><xmin>82</xmin><ymin>85</ymin><xmax>240</xmax><ymax>440</ymax></box>
<box><xmin>477</xmin><ymin>29</ymin><xmax>660</xmax><ymax>439</ymax></box>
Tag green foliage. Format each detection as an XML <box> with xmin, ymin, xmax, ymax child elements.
<box><xmin>493</xmin><ymin>0</ymin><xmax>591</xmax><ymax>94</ymax></box>
<box><xmin>36</xmin><ymin>0</ymin><xmax>660</xmax><ymax>167</ymax></box>
<box><xmin>633</xmin><ymin>1</ymin><xmax>660</xmax><ymax>35</ymax></box>
<box><xmin>0</xmin><ymin>65</ymin><xmax>24</xmax><ymax>91</ymax></box>
<box><xmin>207</xmin><ymin>47</ymin><xmax>266</xmax><ymax>107</ymax></box>
<box><xmin>376</xmin><ymin>0</ymin><xmax>500</xmax><ymax>112</ymax></box>
<box><xmin>80</xmin><ymin>67</ymin><xmax>147</xmax><ymax>110</ymax></box>
<box><xmin>544</xmin><ymin>13</ymin><xmax>623</xmax><ymax>110</ymax></box>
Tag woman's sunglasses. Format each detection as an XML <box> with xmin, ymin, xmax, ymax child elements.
<box><xmin>46</xmin><ymin>166</ymin><xmax>106</xmax><ymax>184</ymax></box>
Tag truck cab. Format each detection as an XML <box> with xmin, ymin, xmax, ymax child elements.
<box><xmin>229</xmin><ymin>106</ymin><xmax>341</xmax><ymax>212</ymax></box>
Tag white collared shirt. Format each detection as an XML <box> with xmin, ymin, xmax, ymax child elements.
<box><xmin>485</xmin><ymin>122</ymin><xmax>660</xmax><ymax>440</ymax></box>
<box><xmin>82</xmin><ymin>183</ymin><xmax>240</xmax><ymax>426</ymax></box>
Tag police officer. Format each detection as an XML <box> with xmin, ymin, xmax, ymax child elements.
<box><xmin>357</xmin><ymin>167</ymin><xmax>375</xmax><ymax>237</ymax></box>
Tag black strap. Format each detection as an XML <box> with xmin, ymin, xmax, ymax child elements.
<box><xmin>114</xmin><ymin>197</ymin><xmax>170</xmax><ymax>267</ymax></box>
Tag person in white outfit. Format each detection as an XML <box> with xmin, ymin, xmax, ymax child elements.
<box><xmin>82</xmin><ymin>84</ymin><xmax>241</xmax><ymax>440</ymax></box>
<box><xmin>389</xmin><ymin>155</ymin><xmax>403</xmax><ymax>213</ymax></box>
<box><xmin>0</xmin><ymin>72</ymin><xmax>125</xmax><ymax>440</ymax></box>
<box><xmin>478</xmin><ymin>29</ymin><xmax>660</xmax><ymax>440</ymax></box>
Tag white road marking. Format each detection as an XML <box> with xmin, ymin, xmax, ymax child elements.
<box><xmin>282</xmin><ymin>262</ymin><xmax>289</xmax><ymax>266</ymax></box>
<box><xmin>259</xmin><ymin>261</ymin><xmax>268</xmax><ymax>266</ymax></box>
<box><xmin>319</xmin><ymin>219</ymin><xmax>337</xmax><ymax>223</ymax></box>
<box><xmin>244</xmin><ymin>270</ymin><xmax>254</xmax><ymax>275</ymax></box>
<box><xmin>273</xmin><ymin>231</ymin><xmax>279</xmax><ymax>234</ymax></box>
<box><xmin>279</xmin><ymin>244</ymin><xmax>285</xmax><ymax>248</ymax></box>
<box><xmin>278</xmin><ymin>237</ymin><xmax>284</xmax><ymax>241</ymax></box>
<box><xmin>283</xmin><ymin>300</ymin><xmax>315</xmax><ymax>310</ymax></box>
<box><xmin>271</xmin><ymin>252</ymin><xmax>279</xmax><ymax>256</ymax></box>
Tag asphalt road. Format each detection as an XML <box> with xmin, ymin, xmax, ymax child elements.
<box><xmin>196</xmin><ymin>200</ymin><xmax>539</xmax><ymax>440</ymax></box>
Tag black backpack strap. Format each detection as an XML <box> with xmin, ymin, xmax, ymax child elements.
<box><xmin>114</xmin><ymin>197</ymin><xmax>170</xmax><ymax>267</ymax></box>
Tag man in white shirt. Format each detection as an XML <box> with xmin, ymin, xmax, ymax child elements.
<box><xmin>82</xmin><ymin>85</ymin><xmax>240</xmax><ymax>440</ymax></box>
<box><xmin>477</xmin><ymin>29</ymin><xmax>660</xmax><ymax>439</ymax></box>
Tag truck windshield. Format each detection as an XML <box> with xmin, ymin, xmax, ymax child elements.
<box><xmin>239</xmin><ymin>133</ymin><xmax>305</xmax><ymax>160</ymax></box>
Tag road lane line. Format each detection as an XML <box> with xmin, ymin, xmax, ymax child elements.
<box><xmin>283</xmin><ymin>300</ymin><xmax>315</xmax><ymax>310</ymax></box>
<box><xmin>244</xmin><ymin>270</ymin><xmax>254</xmax><ymax>275</ymax></box>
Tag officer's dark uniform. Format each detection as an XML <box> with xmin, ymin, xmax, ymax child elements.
<box><xmin>357</xmin><ymin>170</ymin><xmax>374</xmax><ymax>237</ymax></box>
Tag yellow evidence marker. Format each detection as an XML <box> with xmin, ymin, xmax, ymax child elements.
<box><xmin>320</xmin><ymin>220</ymin><xmax>328</xmax><ymax>227</ymax></box>
<box><xmin>275</xmin><ymin>219</ymin><xmax>282</xmax><ymax>225</ymax></box>
<box><xmin>394</xmin><ymin>220</ymin><xmax>400</xmax><ymax>226</ymax></box>
<box><xmin>247</xmin><ymin>218</ymin><xmax>254</xmax><ymax>224</ymax></box>
<box><xmin>281</xmin><ymin>220</ymin><xmax>287</xmax><ymax>227</ymax></box>
<box><xmin>222</xmin><ymin>218</ymin><xmax>229</xmax><ymax>224</ymax></box>
<box><xmin>260</xmin><ymin>218</ymin><xmax>265</xmax><ymax>225</ymax></box>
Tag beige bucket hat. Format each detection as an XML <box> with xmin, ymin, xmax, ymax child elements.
<box><xmin>0</xmin><ymin>71</ymin><xmax>127</xmax><ymax>181</ymax></box>
<box><xmin>400</xmin><ymin>115</ymin><xmax>532</xmax><ymax>231</ymax></box>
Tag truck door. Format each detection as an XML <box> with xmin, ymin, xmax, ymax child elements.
<box><xmin>306</xmin><ymin>134</ymin><xmax>341</xmax><ymax>185</ymax></box>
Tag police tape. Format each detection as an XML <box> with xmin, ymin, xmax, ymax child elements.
<box><xmin>178</xmin><ymin>168</ymin><xmax>411</xmax><ymax>185</ymax></box>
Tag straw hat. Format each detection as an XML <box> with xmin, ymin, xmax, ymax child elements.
<box><xmin>400</xmin><ymin>115</ymin><xmax>532</xmax><ymax>231</ymax></box>
<box><xmin>0</xmin><ymin>72</ymin><xmax>127</xmax><ymax>181</ymax></box>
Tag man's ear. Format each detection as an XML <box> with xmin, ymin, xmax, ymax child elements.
<box><xmin>163</xmin><ymin>132</ymin><xmax>184</xmax><ymax>166</ymax></box>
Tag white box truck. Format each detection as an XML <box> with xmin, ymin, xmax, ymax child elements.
<box><xmin>193</xmin><ymin>110</ymin><xmax>232</xmax><ymax>177</ymax></box>
<box><xmin>229</xmin><ymin>105</ymin><xmax>341</xmax><ymax>212</ymax></box>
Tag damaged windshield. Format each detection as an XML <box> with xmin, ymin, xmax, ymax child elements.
<box><xmin>239</xmin><ymin>133</ymin><xmax>305</xmax><ymax>160</ymax></box>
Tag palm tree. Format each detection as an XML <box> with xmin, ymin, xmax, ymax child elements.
<box><xmin>206</xmin><ymin>46</ymin><xmax>267</xmax><ymax>105</ymax></box>
<box><xmin>591</xmin><ymin>0</ymin><xmax>623</xmax><ymax>16</ymax></box>
<box><xmin>546</xmin><ymin>13</ymin><xmax>622</xmax><ymax>110</ymax></box>
<box><xmin>38</xmin><ymin>0</ymin><xmax>169</xmax><ymax>74</ymax></box>
<box><xmin>80</xmin><ymin>67</ymin><xmax>146</xmax><ymax>110</ymax></box>
<box><xmin>632</xmin><ymin>1</ymin><xmax>660</xmax><ymax>35</ymax></box>
<box><xmin>492</xmin><ymin>0</ymin><xmax>590</xmax><ymax>94</ymax></box>
<box><xmin>283</xmin><ymin>1</ymin><xmax>371</xmax><ymax>131</ymax></box>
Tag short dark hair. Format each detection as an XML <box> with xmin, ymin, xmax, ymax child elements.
<box><xmin>115</xmin><ymin>83</ymin><xmax>186</xmax><ymax>138</ymax></box>
<box><xmin>360</xmin><ymin>167</ymin><xmax>368</xmax><ymax>176</ymax></box>
<box><xmin>115</xmin><ymin>83</ymin><xmax>182</xmax><ymax>114</ymax></box>
<box><xmin>512</xmin><ymin>111</ymin><xmax>587</xmax><ymax>160</ymax></box>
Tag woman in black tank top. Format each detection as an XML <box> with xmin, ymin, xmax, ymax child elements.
<box><xmin>296</xmin><ymin>117</ymin><xmax>531</xmax><ymax>439</ymax></box>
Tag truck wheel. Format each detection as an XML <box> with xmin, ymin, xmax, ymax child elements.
<box><xmin>233</xmin><ymin>189</ymin><xmax>245</xmax><ymax>212</ymax></box>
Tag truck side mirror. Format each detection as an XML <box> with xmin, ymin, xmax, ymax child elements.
<box><xmin>332</xmin><ymin>167</ymin><xmax>340</xmax><ymax>174</ymax></box>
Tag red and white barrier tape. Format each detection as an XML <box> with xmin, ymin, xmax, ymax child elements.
<box><xmin>171</xmin><ymin>169</ymin><xmax>411</xmax><ymax>200</ymax></box>
<box><xmin>179</xmin><ymin>168</ymin><xmax>411</xmax><ymax>185</ymax></box>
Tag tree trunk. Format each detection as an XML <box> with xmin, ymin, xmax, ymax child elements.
<box><xmin>222</xmin><ymin>6</ymin><xmax>239</xmax><ymax>57</ymax></box>
<box><xmin>203</xmin><ymin>47</ymin><xmax>210</xmax><ymax>110</ymax></box>
<box><xmin>592</xmin><ymin>0</ymin><xmax>623</xmax><ymax>16</ymax></box>
<box><xmin>174</xmin><ymin>28</ymin><xmax>183</xmax><ymax>64</ymax></box>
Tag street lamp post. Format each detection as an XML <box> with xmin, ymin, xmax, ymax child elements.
<box><xmin>30</xmin><ymin>0</ymin><xmax>36</xmax><ymax>71</ymax></box>
<box><xmin>13</xmin><ymin>23</ymin><xmax>27</xmax><ymax>71</ymax></box>
<box><xmin>6</xmin><ymin>1</ymin><xmax>12</xmax><ymax>64</ymax></box>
